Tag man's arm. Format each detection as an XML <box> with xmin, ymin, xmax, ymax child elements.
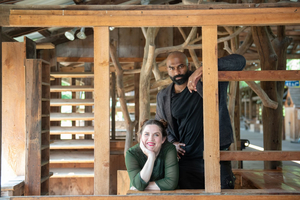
<box><xmin>188</xmin><ymin>54</ymin><xmax>246</xmax><ymax>93</ymax></box>
<box><xmin>218</xmin><ymin>54</ymin><xmax>246</xmax><ymax>71</ymax></box>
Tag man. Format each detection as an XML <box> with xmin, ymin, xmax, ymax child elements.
<box><xmin>155</xmin><ymin>51</ymin><xmax>246</xmax><ymax>189</ymax></box>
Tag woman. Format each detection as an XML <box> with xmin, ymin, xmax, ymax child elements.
<box><xmin>125</xmin><ymin>119</ymin><xmax>179</xmax><ymax>191</ymax></box>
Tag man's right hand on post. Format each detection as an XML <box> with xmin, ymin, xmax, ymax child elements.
<box><xmin>173</xmin><ymin>142</ymin><xmax>185</xmax><ymax>159</ymax></box>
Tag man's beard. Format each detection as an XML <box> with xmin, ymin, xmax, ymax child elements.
<box><xmin>170</xmin><ymin>71</ymin><xmax>191</xmax><ymax>85</ymax></box>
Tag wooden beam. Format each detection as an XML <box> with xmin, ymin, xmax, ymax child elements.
<box><xmin>202</xmin><ymin>25</ymin><xmax>220</xmax><ymax>193</ymax></box>
<box><xmin>7</xmin><ymin>194</ymin><xmax>300</xmax><ymax>200</ymax></box>
<box><xmin>6</xmin><ymin>7</ymin><xmax>300</xmax><ymax>27</ymax></box>
<box><xmin>94</xmin><ymin>27</ymin><xmax>110</xmax><ymax>195</ymax></box>
<box><xmin>218</xmin><ymin>70</ymin><xmax>300</xmax><ymax>81</ymax></box>
<box><xmin>0</xmin><ymin>26</ymin><xmax>2</xmax><ymax>195</ymax></box>
<box><xmin>220</xmin><ymin>151</ymin><xmax>300</xmax><ymax>161</ymax></box>
<box><xmin>36</xmin><ymin>43</ymin><xmax>55</xmax><ymax>49</ymax></box>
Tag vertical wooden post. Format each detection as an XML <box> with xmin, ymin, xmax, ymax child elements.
<box><xmin>0</xmin><ymin>26</ymin><xmax>2</xmax><ymax>196</ymax></box>
<box><xmin>84</xmin><ymin>63</ymin><xmax>93</xmax><ymax>140</ymax></box>
<box><xmin>202</xmin><ymin>25</ymin><xmax>221</xmax><ymax>193</ymax></box>
<box><xmin>94</xmin><ymin>27</ymin><xmax>110</xmax><ymax>195</ymax></box>
<box><xmin>134</xmin><ymin>62</ymin><xmax>140</xmax><ymax>134</ymax></box>
<box><xmin>111</xmin><ymin>72</ymin><xmax>116</xmax><ymax>140</ymax></box>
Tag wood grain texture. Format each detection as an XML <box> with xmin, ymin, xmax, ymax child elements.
<box><xmin>94</xmin><ymin>27</ymin><xmax>110</xmax><ymax>195</ymax></box>
<box><xmin>202</xmin><ymin>25</ymin><xmax>220</xmax><ymax>193</ymax></box>
<box><xmin>220</xmin><ymin>151</ymin><xmax>300</xmax><ymax>161</ymax></box>
<box><xmin>2</xmin><ymin>42</ymin><xmax>26</xmax><ymax>181</ymax></box>
<box><xmin>8</xmin><ymin>7</ymin><xmax>300</xmax><ymax>27</ymax></box>
<box><xmin>25</xmin><ymin>59</ymin><xmax>42</xmax><ymax>195</ymax></box>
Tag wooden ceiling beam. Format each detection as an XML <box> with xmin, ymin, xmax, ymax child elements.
<box><xmin>2</xmin><ymin>27</ymin><xmax>47</xmax><ymax>37</ymax></box>
<box><xmin>2</xmin><ymin>5</ymin><xmax>300</xmax><ymax>27</ymax></box>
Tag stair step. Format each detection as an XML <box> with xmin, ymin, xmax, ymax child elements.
<box><xmin>50</xmin><ymin>99</ymin><xmax>94</xmax><ymax>106</ymax></box>
<box><xmin>50</xmin><ymin>150</ymin><xmax>94</xmax><ymax>164</ymax></box>
<box><xmin>51</xmin><ymin>72</ymin><xmax>94</xmax><ymax>78</ymax></box>
<box><xmin>50</xmin><ymin>139</ymin><xmax>94</xmax><ymax>150</ymax></box>
<box><xmin>51</xmin><ymin>168</ymin><xmax>94</xmax><ymax>178</ymax></box>
<box><xmin>50</xmin><ymin>86</ymin><xmax>94</xmax><ymax>92</ymax></box>
<box><xmin>50</xmin><ymin>113</ymin><xmax>94</xmax><ymax>121</ymax></box>
<box><xmin>50</xmin><ymin>126</ymin><xmax>94</xmax><ymax>135</ymax></box>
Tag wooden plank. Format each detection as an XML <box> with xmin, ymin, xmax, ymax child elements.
<box><xmin>50</xmin><ymin>168</ymin><xmax>94</xmax><ymax>178</ymax></box>
<box><xmin>94</xmin><ymin>27</ymin><xmax>110</xmax><ymax>195</ymax></box>
<box><xmin>220</xmin><ymin>151</ymin><xmax>300</xmax><ymax>161</ymax></box>
<box><xmin>218</xmin><ymin>70</ymin><xmax>300</xmax><ymax>81</ymax></box>
<box><xmin>7</xmin><ymin>7</ymin><xmax>300</xmax><ymax>27</ymax></box>
<box><xmin>0</xmin><ymin>26</ymin><xmax>2</xmax><ymax>193</ymax></box>
<box><xmin>50</xmin><ymin>113</ymin><xmax>94</xmax><ymax>121</ymax></box>
<box><xmin>36</xmin><ymin>43</ymin><xmax>55</xmax><ymax>50</ymax></box>
<box><xmin>50</xmin><ymin>126</ymin><xmax>94</xmax><ymax>135</ymax></box>
<box><xmin>50</xmin><ymin>139</ymin><xmax>94</xmax><ymax>150</ymax></box>
<box><xmin>51</xmin><ymin>72</ymin><xmax>94</xmax><ymax>78</ymax></box>
<box><xmin>25</xmin><ymin>59</ymin><xmax>42</xmax><ymax>195</ymax></box>
<box><xmin>50</xmin><ymin>99</ymin><xmax>94</xmax><ymax>106</ymax></box>
<box><xmin>117</xmin><ymin>170</ymin><xmax>130</xmax><ymax>195</ymax></box>
<box><xmin>2</xmin><ymin>42</ymin><xmax>26</xmax><ymax>183</ymax></box>
<box><xmin>7</xmin><ymin>194</ymin><xmax>300</xmax><ymax>200</ymax></box>
<box><xmin>50</xmin><ymin>85</ymin><xmax>94</xmax><ymax>92</ymax></box>
<box><xmin>202</xmin><ymin>25</ymin><xmax>220</xmax><ymax>193</ymax></box>
<box><xmin>50</xmin><ymin>150</ymin><xmax>94</xmax><ymax>164</ymax></box>
<box><xmin>24</xmin><ymin>37</ymin><xmax>36</xmax><ymax>59</ymax></box>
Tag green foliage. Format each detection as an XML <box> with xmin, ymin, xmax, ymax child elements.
<box><xmin>287</xmin><ymin>59</ymin><xmax>300</xmax><ymax>70</ymax></box>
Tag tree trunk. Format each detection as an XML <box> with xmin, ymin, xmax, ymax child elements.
<box><xmin>139</xmin><ymin>28</ymin><xmax>159</xmax><ymax>127</ymax></box>
<box><xmin>252</xmin><ymin>26</ymin><xmax>291</xmax><ymax>169</ymax></box>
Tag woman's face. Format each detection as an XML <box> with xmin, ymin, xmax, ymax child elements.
<box><xmin>141</xmin><ymin>124</ymin><xmax>166</xmax><ymax>153</ymax></box>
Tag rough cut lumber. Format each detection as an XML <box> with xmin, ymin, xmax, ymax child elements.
<box><xmin>219</xmin><ymin>70</ymin><xmax>300</xmax><ymax>81</ymax></box>
<box><xmin>50</xmin><ymin>126</ymin><xmax>94</xmax><ymax>134</ymax></box>
<box><xmin>5</xmin><ymin>6</ymin><xmax>300</xmax><ymax>27</ymax></box>
<box><xmin>202</xmin><ymin>25</ymin><xmax>220</xmax><ymax>193</ymax></box>
<box><xmin>94</xmin><ymin>27</ymin><xmax>110</xmax><ymax>195</ymax></box>
<box><xmin>50</xmin><ymin>150</ymin><xmax>94</xmax><ymax>164</ymax></box>
<box><xmin>50</xmin><ymin>113</ymin><xmax>94</xmax><ymax>121</ymax></box>
<box><xmin>50</xmin><ymin>99</ymin><xmax>94</xmax><ymax>106</ymax></box>
<box><xmin>50</xmin><ymin>168</ymin><xmax>94</xmax><ymax>178</ymax></box>
<box><xmin>36</xmin><ymin>43</ymin><xmax>55</xmax><ymax>49</ymax></box>
<box><xmin>2</xmin><ymin>42</ymin><xmax>26</xmax><ymax>182</ymax></box>
<box><xmin>7</xmin><ymin>194</ymin><xmax>300</xmax><ymax>200</ymax></box>
<box><xmin>220</xmin><ymin>151</ymin><xmax>300</xmax><ymax>161</ymax></box>
<box><xmin>50</xmin><ymin>85</ymin><xmax>94</xmax><ymax>92</ymax></box>
<box><xmin>50</xmin><ymin>139</ymin><xmax>94</xmax><ymax>150</ymax></box>
<box><xmin>50</xmin><ymin>72</ymin><xmax>94</xmax><ymax>78</ymax></box>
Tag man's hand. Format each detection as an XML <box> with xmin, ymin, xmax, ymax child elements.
<box><xmin>173</xmin><ymin>142</ymin><xmax>185</xmax><ymax>159</ymax></box>
<box><xmin>187</xmin><ymin>65</ymin><xmax>203</xmax><ymax>93</ymax></box>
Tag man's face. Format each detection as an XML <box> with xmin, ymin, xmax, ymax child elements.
<box><xmin>167</xmin><ymin>55</ymin><xmax>189</xmax><ymax>85</ymax></box>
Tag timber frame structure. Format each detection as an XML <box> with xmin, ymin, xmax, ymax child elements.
<box><xmin>1</xmin><ymin>2</ymin><xmax>300</xmax><ymax>200</ymax></box>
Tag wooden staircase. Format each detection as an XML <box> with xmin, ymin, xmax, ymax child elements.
<box><xmin>48</xmin><ymin>72</ymin><xmax>127</xmax><ymax>195</ymax></box>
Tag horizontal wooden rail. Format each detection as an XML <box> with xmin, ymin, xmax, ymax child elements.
<box><xmin>50</xmin><ymin>72</ymin><xmax>94</xmax><ymax>78</ymax></box>
<box><xmin>219</xmin><ymin>70</ymin><xmax>300</xmax><ymax>81</ymax></box>
<box><xmin>6</xmin><ymin>6</ymin><xmax>300</xmax><ymax>27</ymax></box>
<box><xmin>50</xmin><ymin>113</ymin><xmax>94</xmax><ymax>121</ymax></box>
<box><xmin>7</xmin><ymin>194</ymin><xmax>300</xmax><ymax>200</ymax></box>
<box><xmin>50</xmin><ymin>99</ymin><xmax>94</xmax><ymax>106</ymax></box>
<box><xmin>220</xmin><ymin>151</ymin><xmax>300</xmax><ymax>161</ymax></box>
<box><xmin>50</xmin><ymin>86</ymin><xmax>94</xmax><ymax>92</ymax></box>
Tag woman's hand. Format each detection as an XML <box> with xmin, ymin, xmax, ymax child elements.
<box><xmin>140</xmin><ymin>141</ymin><xmax>155</xmax><ymax>158</ymax></box>
<box><xmin>187</xmin><ymin>65</ymin><xmax>203</xmax><ymax>93</ymax></box>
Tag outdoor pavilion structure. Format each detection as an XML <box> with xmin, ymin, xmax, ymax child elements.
<box><xmin>1</xmin><ymin>2</ymin><xmax>300</xmax><ymax>200</ymax></box>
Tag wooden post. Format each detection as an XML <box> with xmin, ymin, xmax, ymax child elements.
<box><xmin>84</xmin><ymin>63</ymin><xmax>93</xmax><ymax>140</ymax></box>
<box><xmin>134</xmin><ymin>62</ymin><xmax>140</xmax><ymax>134</ymax></box>
<box><xmin>0</xmin><ymin>26</ymin><xmax>2</xmax><ymax>196</ymax></box>
<box><xmin>202</xmin><ymin>25</ymin><xmax>220</xmax><ymax>193</ymax></box>
<box><xmin>111</xmin><ymin>72</ymin><xmax>116</xmax><ymax>140</ymax></box>
<box><xmin>94</xmin><ymin>27</ymin><xmax>110</xmax><ymax>195</ymax></box>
